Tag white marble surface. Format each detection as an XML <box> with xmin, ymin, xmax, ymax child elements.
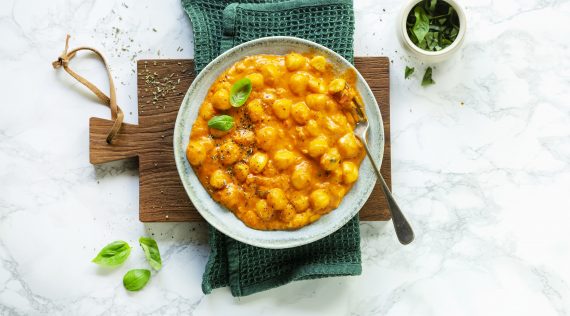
<box><xmin>1</xmin><ymin>0</ymin><xmax>569</xmax><ymax>314</ymax></box>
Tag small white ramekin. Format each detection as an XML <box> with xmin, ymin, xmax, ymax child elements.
<box><xmin>398</xmin><ymin>0</ymin><xmax>466</xmax><ymax>63</ymax></box>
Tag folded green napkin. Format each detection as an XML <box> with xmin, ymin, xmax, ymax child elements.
<box><xmin>181</xmin><ymin>0</ymin><xmax>361</xmax><ymax>297</ymax></box>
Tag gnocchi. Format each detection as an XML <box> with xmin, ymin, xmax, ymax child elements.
<box><xmin>320</xmin><ymin>148</ymin><xmax>341</xmax><ymax>171</ymax></box>
<box><xmin>305</xmin><ymin>93</ymin><xmax>328</xmax><ymax>110</ymax></box>
<box><xmin>290</xmin><ymin>193</ymin><xmax>309</xmax><ymax>212</ymax></box>
<box><xmin>291</xmin><ymin>101</ymin><xmax>310</xmax><ymax>124</ymax></box>
<box><xmin>255</xmin><ymin>126</ymin><xmax>278</xmax><ymax>150</ymax></box>
<box><xmin>261</xmin><ymin>64</ymin><xmax>281</xmax><ymax>85</ymax></box>
<box><xmin>219</xmin><ymin>140</ymin><xmax>241</xmax><ymax>165</ymax></box>
<box><xmin>246</xmin><ymin>99</ymin><xmax>265</xmax><ymax>122</ymax></box>
<box><xmin>273</xmin><ymin>149</ymin><xmax>296</xmax><ymax>170</ymax></box>
<box><xmin>249</xmin><ymin>152</ymin><xmax>268</xmax><ymax>174</ymax></box>
<box><xmin>310</xmin><ymin>189</ymin><xmax>331</xmax><ymax>211</ymax></box>
<box><xmin>186</xmin><ymin>53</ymin><xmax>364</xmax><ymax>230</ymax></box>
<box><xmin>272</xmin><ymin>99</ymin><xmax>292</xmax><ymax>120</ymax></box>
<box><xmin>246</xmin><ymin>72</ymin><xmax>264</xmax><ymax>89</ymax></box>
<box><xmin>186</xmin><ymin>141</ymin><xmax>206</xmax><ymax>166</ymax></box>
<box><xmin>337</xmin><ymin>133</ymin><xmax>361</xmax><ymax>158</ymax></box>
<box><xmin>255</xmin><ymin>199</ymin><xmax>272</xmax><ymax>221</ymax></box>
<box><xmin>210</xmin><ymin>170</ymin><xmax>229</xmax><ymax>189</ymax></box>
<box><xmin>291</xmin><ymin>164</ymin><xmax>311</xmax><ymax>189</ymax></box>
<box><xmin>310</xmin><ymin>55</ymin><xmax>327</xmax><ymax>72</ymax></box>
<box><xmin>267</xmin><ymin>188</ymin><xmax>287</xmax><ymax>211</ymax></box>
<box><xmin>308</xmin><ymin>135</ymin><xmax>329</xmax><ymax>158</ymax></box>
<box><xmin>289</xmin><ymin>72</ymin><xmax>309</xmax><ymax>95</ymax></box>
<box><xmin>342</xmin><ymin>161</ymin><xmax>359</xmax><ymax>184</ymax></box>
<box><xmin>285</xmin><ymin>52</ymin><xmax>307</xmax><ymax>71</ymax></box>
<box><xmin>212</xmin><ymin>89</ymin><xmax>231</xmax><ymax>110</ymax></box>
<box><xmin>233</xmin><ymin>162</ymin><xmax>250</xmax><ymax>182</ymax></box>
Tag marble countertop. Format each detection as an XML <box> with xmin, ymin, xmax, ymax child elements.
<box><xmin>1</xmin><ymin>0</ymin><xmax>569</xmax><ymax>314</ymax></box>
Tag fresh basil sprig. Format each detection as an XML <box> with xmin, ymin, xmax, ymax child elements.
<box><xmin>92</xmin><ymin>240</ymin><xmax>131</xmax><ymax>266</ymax></box>
<box><xmin>230</xmin><ymin>78</ymin><xmax>252</xmax><ymax>107</ymax></box>
<box><xmin>421</xmin><ymin>67</ymin><xmax>435</xmax><ymax>86</ymax></box>
<box><xmin>405</xmin><ymin>66</ymin><xmax>415</xmax><ymax>79</ymax></box>
<box><xmin>139</xmin><ymin>237</ymin><xmax>162</xmax><ymax>271</ymax></box>
<box><xmin>208</xmin><ymin>115</ymin><xmax>234</xmax><ymax>131</ymax></box>
<box><xmin>407</xmin><ymin>0</ymin><xmax>460</xmax><ymax>52</ymax></box>
<box><xmin>123</xmin><ymin>269</ymin><xmax>151</xmax><ymax>291</ymax></box>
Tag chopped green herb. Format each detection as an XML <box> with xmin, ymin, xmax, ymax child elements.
<box><xmin>123</xmin><ymin>269</ymin><xmax>151</xmax><ymax>291</ymax></box>
<box><xmin>406</xmin><ymin>0</ymin><xmax>460</xmax><ymax>52</ymax></box>
<box><xmin>92</xmin><ymin>240</ymin><xmax>131</xmax><ymax>267</ymax></box>
<box><xmin>405</xmin><ymin>66</ymin><xmax>415</xmax><ymax>79</ymax></box>
<box><xmin>208</xmin><ymin>115</ymin><xmax>234</xmax><ymax>131</ymax></box>
<box><xmin>421</xmin><ymin>67</ymin><xmax>435</xmax><ymax>86</ymax></box>
<box><xmin>229</xmin><ymin>78</ymin><xmax>252</xmax><ymax>107</ymax></box>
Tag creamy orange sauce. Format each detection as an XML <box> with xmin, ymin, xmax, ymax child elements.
<box><xmin>186</xmin><ymin>53</ymin><xmax>364</xmax><ymax>230</ymax></box>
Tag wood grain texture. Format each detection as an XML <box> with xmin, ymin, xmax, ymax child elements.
<box><xmin>89</xmin><ymin>58</ymin><xmax>391</xmax><ymax>222</ymax></box>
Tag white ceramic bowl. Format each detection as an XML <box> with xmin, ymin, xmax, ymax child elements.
<box><xmin>398</xmin><ymin>0</ymin><xmax>466</xmax><ymax>63</ymax></box>
<box><xmin>173</xmin><ymin>36</ymin><xmax>384</xmax><ymax>249</ymax></box>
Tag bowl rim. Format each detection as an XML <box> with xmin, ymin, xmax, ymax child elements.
<box><xmin>173</xmin><ymin>36</ymin><xmax>384</xmax><ymax>249</ymax></box>
<box><xmin>400</xmin><ymin>0</ymin><xmax>467</xmax><ymax>57</ymax></box>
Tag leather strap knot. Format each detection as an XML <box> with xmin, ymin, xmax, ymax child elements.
<box><xmin>52</xmin><ymin>35</ymin><xmax>124</xmax><ymax>144</ymax></box>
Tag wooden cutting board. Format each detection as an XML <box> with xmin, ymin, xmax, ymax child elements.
<box><xmin>89</xmin><ymin>57</ymin><xmax>391</xmax><ymax>222</ymax></box>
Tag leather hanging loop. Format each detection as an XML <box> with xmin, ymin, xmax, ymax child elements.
<box><xmin>52</xmin><ymin>34</ymin><xmax>124</xmax><ymax>144</ymax></box>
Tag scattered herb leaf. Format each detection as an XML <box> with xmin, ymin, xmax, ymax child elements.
<box><xmin>406</xmin><ymin>0</ymin><xmax>460</xmax><ymax>52</ymax></box>
<box><xmin>422</xmin><ymin>67</ymin><xmax>435</xmax><ymax>86</ymax></box>
<box><xmin>207</xmin><ymin>115</ymin><xmax>234</xmax><ymax>131</ymax></box>
<box><xmin>405</xmin><ymin>66</ymin><xmax>415</xmax><ymax>79</ymax></box>
<box><xmin>139</xmin><ymin>237</ymin><xmax>162</xmax><ymax>271</ymax></box>
<box><xmin>230</xmin><ymin>78</ymin><xmax>252</xmax><ymax>107</ymax></box>
<box><xmin>92</xmin><ymin>241</ymin><xmax>131</xmax><ymax>266</ymax></box>
<box><xmin>123</xmin><ymin>269</ymin><xmax>151</xmax><ymax>291</ymax></box>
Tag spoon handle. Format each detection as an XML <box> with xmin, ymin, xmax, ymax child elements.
<box><xmin>362</xmin><ymin>143</ymin><xmax>415</xmax><ymax>245</ymax></box>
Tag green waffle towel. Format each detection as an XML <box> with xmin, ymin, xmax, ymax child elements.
<box><xmin>181</xmin><ymin>0</ymin><xmax>361</xmax><ymax>297</ymax></box>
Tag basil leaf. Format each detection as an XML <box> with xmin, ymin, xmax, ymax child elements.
<box><xmin>418</xmin><ymin>38</ymin><xmax>428</xmax><ymax>49</ymax></box>
<box><xmin>139</xmin><ymin>237</ymin><xmax>162</xmax><ymax>271</ymax></box>
<box><xmin>425</xmin><ymin>0</ymin><xmax>437</xmax><ymax>13</ymax></box>
<box><xmin>92</xmin><ymin>240</ymin><xmax>131</xmax><ymax>266</ymax></box>
<box><xmin>421</xmin><ymin>67</ymin><xmax>435</xmax><ymax>86</ymax></box>
<box><xmin>425</xmin><ymin>32</ymin><xmax>439</xmax><ymax>50</ymax></box>
<box><xmin>429</xmin><ymin>25</ymin><xmax>445</xmax><ymax>31</ymax></box>
<box><xmin>441</xmin><ymin>38</ymin><xmax>453</xmax><ymax>46</ymax></box>
<box><xmin>230</xmin><ymin>78</ymin><xmax>252</xmax><ymax>107</ymax></box>
<box><xmin>412</xmin><ymin>7</ymin><xmax>430</xmax><ymax>44</ymax></box>
<box><xmin>450</xmin><ymin>27</ymin><xmax>459</xmax><ymax>40</ymax></box>
<box><xmin>207</xmin><ymin>115</ymin><xmax>234</xmax><ymax>131</ymax></box>
<box><xmin>123</xmin><ymin>269</ymin><xmax>151</xmax><ymax>291</ymax></box>
<box><xmin>405</xmin><ymin>66</ymin><xmax>415</xmax><ymax>79</ymax></box>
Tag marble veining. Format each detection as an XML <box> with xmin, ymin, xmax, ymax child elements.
<box><xmin>1</xmin><ymin>0</ymin><xmax>569</xmax><ymax>315</ymax></box>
